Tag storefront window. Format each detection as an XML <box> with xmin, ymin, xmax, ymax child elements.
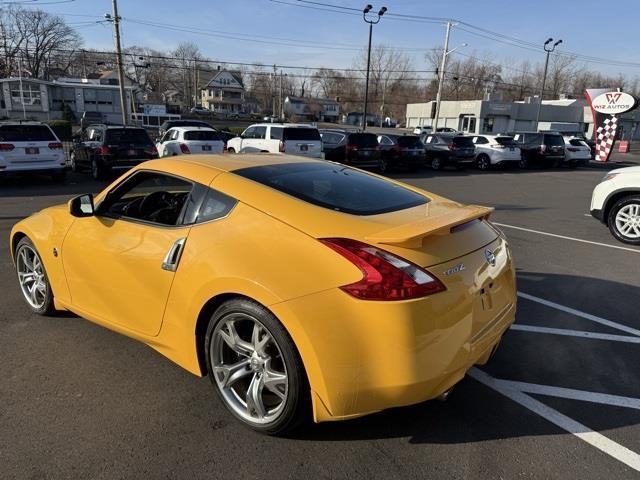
<box><xmin>9</xmin><ymin>82</ymin><xmax>41</xmax><ymax>107</ymax></box>
<box><xmin>483</xmin><ymin>117</ymin><xmax>495</xmax><ymax>133</ymax></box>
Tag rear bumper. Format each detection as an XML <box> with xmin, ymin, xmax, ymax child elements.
<box><xmin>0</xmin><ymin>161</ymin><xmax>66</xmax><ymax>173</ymax></box>
<box><xmin>271</xmin><ymin>238</ymin><xmax>517</xmax><ymax>422</ymax></box>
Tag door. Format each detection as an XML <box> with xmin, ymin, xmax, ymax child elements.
<box><xmin>62</xmin><ymin>171</ymin><xmax>194</xmax><ymax>336</ymax></box>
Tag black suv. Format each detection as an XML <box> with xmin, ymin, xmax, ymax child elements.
<box><xmin>420</xmin><ymin>133</ymin><xmax>476</xmax><ymax>170</ymax></box>
<box><xmin>320</xmin><ymin>130</ymin><xmax>381</xmax><ymax>169</ymax></box>
<box><xmin>376</xmin><ymin>134</ymin><xmax>425</xmax><ymax>172</ymax></box>
<box><xmin>511</xmin><ymin>131</ymin><xmax>565</xmax><ymax>168</ymax></box>
<box><xmin>70</xmin><ymin>125</ymin><xmax>158</xmax><ymax>180</ymax></box>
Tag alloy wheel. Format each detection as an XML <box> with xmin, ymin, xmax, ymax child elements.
<box><xmin>477</xmin><ymin>155</ymin><xmax>490</xmax><ymax>170</ymax></box>
<box><xmin>431</xmin><ymin>158</ymin><xmax>442</xmax><ymax>170</ymax></box>
<box><xmin>210</xmin><ymin>313</ymin><xmax>288</xmax><ymax>425</ymax></box>
<box><xmin>16</xmin><ymin>244</ymin><xmax>48</xmax><ymax>310</ymax></box>
<box><xmin>615</xmin><ymin>203</ymin><xmax>640</xmax><ymax>240</ymax></box>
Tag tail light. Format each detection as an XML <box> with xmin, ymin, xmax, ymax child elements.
<box><xmin>490</xmin><ymin>144</ymin><xmax>506</xmax><ymax>149</ymax></box>
<box><xmin>0</xmin><ymin>143</ymin><xmax>15</xmax><ymax>151</ymax></box>
<box><xmin>567</xmin><ymin>147</ymin><xmax>579</xmax><ymax>152</ymax></box>
<box><xmin>346</xmin><ymin>144</ymin><xmax>357</xmax><ymax>153</ymax></box>
<box><xmin>319</xmin><ymin>238</ymin><xmax>446</xmax><ymax>301</ymax></box>
<box><xmin>279</xmin><ymin>140</ymin><xmax>285</xmax><ymax>153</ymax></box>
<box><xmin>448</xmin><ymin>143</ymin><xmax>456</xmax><ymax>151</ymax></box>
<box><xmin>48</xmin><ymin>142</ymin><xmax>63</xmax><ymax>150</ymax></box>
<box><xmin>179</xmin><ymin>143</ymin><xmax>190</xmax><ymax>154</ymax></box>
<box><xmin>99</xmin><ymin>145</ymin><xmax>110</xmax><ymax>156</ymax></box>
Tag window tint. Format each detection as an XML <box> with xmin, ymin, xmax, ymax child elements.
<box><xmin>378</xmin><ymin>136</ymin><xmax>393</xmax><ymax>145</ymax></box>
<box><xmin>569</xmin><ymin>138</ymin><xmax>585</xmax><ymax>147</ymax></box>
<box><xmin>234</xmin><ymin>162</ymin><xmax>428</xmax><ymax>216</ymax></box>
<box><xmin>105</xmin><ymin>129</ymin><xmax>153</xmax><ymax>146</ymax></box>
<box><xmin>495</xmin><ymin>136</ymin><xmax>515</xmax><ymax>146</ymax></box>
<box><xmin>0</xmin><ymin>125</ymin><xmax>56</xmax><ymax>142</ymax></box>
<box><xmin>544</xmin><ymin>134</ymin><xmax>564</xmax><ymax>146</ymax></box>
<box><xmin>184</xmin><ymin>130</ymin><xmax>220</xmax><ymax>141</ymax></box>
<box><xmin>397</xmin><ymin>136</ymin><xmax>422</xmax><ymax>148</ymax></box>
<box><xmin>283</xmin><ymin>128</ymin><xmax>321</xmax><ymax>141</ymax></box>
<box><xmin>270</xmin><ymin>127</ymin><xmax>283</xmax><ymax>140</ymax></box>
<box><xmin>170</xmin><ymin>129</ymin><xmax>180</xmax><ymax>141</ymax></box>
<box><xmin>253</xmin><ymin>126</ymin><xmax>267</xmax><ymax>139</ymax></box>
<box><xmin>452</xmin><ymin>136</ymin><xmax>475</xmax><ymax>147</ymax></box>
<box><xmin>243</xmin><ymin>127</ymin><xmax>255</xmax><ymax>138</ymax></box>
<box><xmin>100</xmin><ymin>171</ymin><xmax>193</xmax><ymax>226</ymax></box>
<box><xmin>197</xmin><ymin>188</ymin><xmax>237</xmax><ymax>223</ymax></box>
<box><xmin>473</xmin><ymin>136</ymin><xmax>488</xmax><ymax>145</ymax></box>
<box><xmin>348</xmin><ymin>133</ymin><xmax>378</xmax><ymax>147</ymax></box>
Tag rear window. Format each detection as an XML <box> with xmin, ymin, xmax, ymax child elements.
<box><xmin>234</xmin><ymin>162</ymin><xmax>428</xmax><ymax>216</ymax></box>
<box><xmin>184</xmin><ymin>130</ymin><xmax>220</xmax><ymax>141</ymax></box>
<box><xmin>397</xmin><ymin>136</ymin><xmax>423</xmax><ymax>148</ymax></box>
<box><xmin>495</xmin><ymin>136</ymin><xmax>515</xmax><ymax>146</ymax></box>
<box><xmin>283</xmin><ymin>128</ymin><xmax>321</xmax><ymax>141</ymax></box>
<box><xmin>105</xmin><ymin>128</ymin><xmax>153</xmax><ymax>146</ymax></box>
<box><xmin>452</xmin><ymin>136</ymin><xmax>474</xmax><ymax>147</ymax></box>
<box><xmin>544</xmin><ymin>134</ymin><xmax>564</xmax><ymax>146</ymax></box>
<box><xmin>0</xmin><ymin>125</ymin><xmax>56</xmax><ymax>142</ymax></box>
<box><xmin>569</xmin><ymin>139</ymin><xmax>585</xmax><ymax>147</ymax></box>
<box><xmin>348</xmin><ymin>133</ymin><xmax>378</xmax><ymax>148</ymax></box>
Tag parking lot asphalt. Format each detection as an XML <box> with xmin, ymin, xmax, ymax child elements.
<box><xmin>1</xmin><ymin>164</ymin><xmax>639</xmax><ymax>479</ymax></box>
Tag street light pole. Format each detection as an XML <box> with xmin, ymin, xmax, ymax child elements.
<box><xmin>433</xmin><ymin>21</ymin><xmax>452</xmax><ymax>131</ymax></box>
<box><xmin>106</xmin><ymin>0</ymin><xmax>127</xmax><ymax>125</ymax></box>
<box><xmin>361</xmin><ymin>5</ymin><xmax>386</xmax><ymax>131</ymax></box>
<box><xmin>535</xmin><ymin>37</ymin><xmax>562</xmax><ymax>131</ymax></box>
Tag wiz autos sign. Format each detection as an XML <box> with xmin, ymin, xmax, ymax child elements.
<box><xmin>585</xmin><ymin>88</ymin><xmax>639</xmax><ymax>162</ymax></box>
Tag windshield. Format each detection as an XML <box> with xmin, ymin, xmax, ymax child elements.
<box><xmin>234</xmin><ymin>162</ymin><xmax>428</xmax><ymax>216</ymax></box>
<box><xmin>184</xmin><ymin>130</ymin><xmax>220</xmax><ymax>141</ymax></box>
<box><xmin>283</xmin><ymin>128</ymin><xmax>321</xmax><ymax>141</ymax></box>
<box><xmin>0</xmin><ymin>125</ymin><xmax>56</xmax><ymax>142</ymax></box>
<box><xmin>105</xmin><ymin>129</ymin><xmax>153</xmax><ymax>146</ymax></box>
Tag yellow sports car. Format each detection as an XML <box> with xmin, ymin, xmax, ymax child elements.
<box><xmin>10</xmin><ymin>154</ymin><xmax>516</xmax><ymax>434</ymax></box>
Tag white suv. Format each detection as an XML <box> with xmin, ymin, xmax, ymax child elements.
<box><xmin>590</xmin><ymin>166</ymin><xmax>640</xmax><ymax>244</ymax></box>
<box><xmin>471</xmin><ymin>135</ymin><xmax>521</xmax><ymax>170</ymax></box>
<box><xmin>413</xmin><ymin>126</ymin><xmax>433</xmax><ymax>135</ymax></box>
<box><xmin>0</xmin><ymin>122</ymin><xmax>66</xmax><ymax>181</ymax></box>
<box><xmin>156</xmin><ymin>126</ymin><xmax>224</xmax><ymax>157</ymax></box>
<box><xmin>226</xmin><ymin>123</ymin><xmax>322</xmax><ymax>158</ymax></box>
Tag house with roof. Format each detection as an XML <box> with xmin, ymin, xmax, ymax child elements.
<box><xmin>200</xmin><ymin>69</ymin><xmax>247</xmax><ymax>115</ymax></box>
<box><xmin>284</xmin><ymin>96</ymin><xmax>339</xmax><ymax>122</ymax></box>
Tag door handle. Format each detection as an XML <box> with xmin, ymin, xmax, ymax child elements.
<box><xmin>161</xmin><ymin>238</ymin><xmax>186</xmax><ymax>272</ymax></box>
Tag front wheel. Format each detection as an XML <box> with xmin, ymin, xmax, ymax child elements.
<box><xmin>431</xmin><ymin>157</ymin><xmax>443</xmax><ymax>170</ymax></box>
<box><xmin>608</xmin><ymin>195</ymin><xmax>640</xmax><ymax>245</ymax></box>
<box><xmin>15</xmin><ymin>237</ymin><xmax>56</xmax><ymax>315</ymax></box>
<box><xmin>205</xmin><ymin>298</ymin><xmax>309</xmax><ymax>435</ymax></box>
<box><xmin>227</xmin><ymin>147</ymin><xmax>236</xmax><ymax>154</ymax></box>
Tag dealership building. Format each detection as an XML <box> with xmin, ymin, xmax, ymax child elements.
<box><xmin>406</xmin><ymin>95</ymin><xmax>640</xmax><ymax>139</ymax></box>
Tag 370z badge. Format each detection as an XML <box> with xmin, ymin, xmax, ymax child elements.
<box><xmin>443</xmin><ymin>263</ymin><xmax>465</xmax><ymax>277</ymax></box>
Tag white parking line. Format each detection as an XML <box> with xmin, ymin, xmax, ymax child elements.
<box><xmin>494</xmin><ymin>222</ymin><xmax>640</xmax><ymax>254</ymax></box>
<box><xmin>499</xmin><ymin>379</ymin><xmax>640</xmax><ymax>411</ymax></box>
<box><xmin>517</xmin><ymin>292</ymin><xmax>640</xmax><ymax>337</ymax></box>
<box><xmin>469</xmin><ymin>368</ymin><xmax>640</xmax><ymax>472</ymax></box>
<box><xmin>510</xmin><ymin>324</ymin><xmax>640</xmax><ymax>343</ymax></box>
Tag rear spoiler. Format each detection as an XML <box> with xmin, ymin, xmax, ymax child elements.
<box><xmin>366</xmin><ymin>205</ymin><xmax>494</xmax><ymax>248</ymax></box>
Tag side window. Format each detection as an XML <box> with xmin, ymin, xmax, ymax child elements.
<box><xmin>98</xmin><ymin>171</ymin><xmax>193</xmax><ymax>226</ymax></box>
<box><xmin>170</xmin><ymin>129</ymin><xmax>180</xmax><ymax>141</ymax></box>
<box><xmin>474</xmin><ymin>136</ymin><xmax>488</xmax><ymax>144</ymax></box>
<box><xmin>254</xmin><ymin>126</ymin><xmax>267</xmax><ymax>139</ymax></box>
<box><xmin>270</xmin><ymin>127</ymin><xmax>283</xmax><ymax>140</ymax></box>
<box><xmin>379</xmin><ymin>136</ymin><xmax>392</xmax><ymax>145</ymax></box>
<box><xmin>159</xmin><ymin>131</ymin><xmax>171</xmax><ymax>143</ymax></box>
<box><xmin>90</xmin><ymin>129</ymin><xmax>102</xmax><ymax>142</ymax></box>
<box><xmin>196</xmin><ymin>188</ymin><xmax>237</xmax><ymax>223</ymax></box>
<box><xmin>243</xmin><ymin>127</ymin><xmax>255</xmax><ymax>139</ymax></box>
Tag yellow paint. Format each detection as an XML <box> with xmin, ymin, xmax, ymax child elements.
<box><xmin>10</xmin><ymin>154</ymin><xmax>516</xmax><ymax>422</ymax></box>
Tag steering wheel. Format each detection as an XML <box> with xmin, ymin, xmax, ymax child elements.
<box><xmin>138</xmin><ymin>191</ymin><xmax>173</xmax><ymax>220</ymax></box>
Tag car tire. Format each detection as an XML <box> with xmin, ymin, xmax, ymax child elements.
<box><xmin>227</xmin><ymin>148</ymin><xmax>236</xmax><ymax>154</ymax></box>
<box><xmin>91</xmin><ymin>158</ymin><xmax>106</xmax><ymax>180</ymax></box>
<box><xmin>70</xmin><ymin>151</ymin><xmax>80</xmax><ymax>172</ymax></box>
<box><xmin>477</xmin><ymin>154</ymin><xmax>491</xmax><ymax>171</ymax></box>
<box><xmin>378</xmin><ymin>158</ymin><xmax>389</xmax><ymax>174</ymax></box>
<box><xmin>431</xmin><ymin>157</ymin><xmax>443</xmax><ymax>170</ymax></box>
<box><xmin>607</xmin><ymin>195</ymin><xmax>640</xmax><ymax>245</ymax></box>
<box><xmin>205</xmin><ymin>298</ymin><xmax>309</xmax><ymax>435</ymax></box>
<box><xmin>14</xmin><ymin>237</ymin><xmax>56</xmax><ymax>316</ymax></box>
<box><xmin>519</xmin><ymin>157</ymin><xmax>529</xmax><ymax>169</ymax></box>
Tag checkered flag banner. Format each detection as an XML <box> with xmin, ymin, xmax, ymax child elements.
<box><xmin>594</xmin><ymin>116</ymin><xmax>618</xmax><ymax>162</ymax></box>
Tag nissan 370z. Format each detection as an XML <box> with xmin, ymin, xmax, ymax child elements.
<box><xmin>10</xmin><ymin>154</ymin><xmax>516</xmax><ymax>435</ymax></box>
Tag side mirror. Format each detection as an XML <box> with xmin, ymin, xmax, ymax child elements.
<box><xmin>69</xmin><ymin>194</ymin><xmax>95</xmax><ymax>217</ymax></box>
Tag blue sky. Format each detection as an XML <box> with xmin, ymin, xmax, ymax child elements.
<box><xmin>41</xmin><ymin>0</ymin><xmax>640</xmax><ymax>76</ymax></box>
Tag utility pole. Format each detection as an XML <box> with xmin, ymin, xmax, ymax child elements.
<box><xmin>107</xmin><ymin>0</ymin><xmax>127</xmax><ymax>125</ymax></box>
<box><xmin>433</xmin><ymin>21</ymin><xmax>452</xmax><ymax>131</ymax></box>
<box><xmin>279</xmin><ymin>70</ymin><xmax>284</xmax><ymax>120</ymax></box>
<box><xmin>272</xmin><ymin>64</ymin><xmax>277</xmax><ymax>118</ymax></box>
<box><xmin>193</xmin><ymin>59</ymin><xmax>198</xmax><ymax>108</ymax></box>
<box><xmin>535</xmin><ymin>37</ymin><xmax>562</xmax><ymax>131</ymax></box>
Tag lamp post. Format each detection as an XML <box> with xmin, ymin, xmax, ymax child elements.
<box><xmin>361</xmin><ymin>4</ymin><xmax>386</xmax><ymax>131</ymax></box>
<box><xmin>433</xmin><ymin>21</ymin><xmax>467</xmax><ymax>131</ymax></box>
<box><xmin>534</xmin><ymin>37</ymin><xmax>562</xmax><ymax>131</ymax></box>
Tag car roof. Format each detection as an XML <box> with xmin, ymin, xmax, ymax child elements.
<box><xmin>250</xmin><ymin>123</ymin><xmax>316</xmax><ymax>128</ymax></box>
<box><xmin>169</xmin><ymin>126</ymin><xmax>216</xmax><ymax>132</ymax></box>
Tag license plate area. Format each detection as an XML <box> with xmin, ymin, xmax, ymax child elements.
<box><xmin>202</xmin><ymin>145</ymin><xmax>212</xmax><ymax>151</ymax></box>
<box><xmin>25</xmin><ymin>147</ymin><xmax>39</xmax><ymax>154</ymax></box>
<box><xmin>299</xmin><ymin>144</ymin><xmax>308</xmax><ymax>152</ymax></box>
<box><xmin>127</xmin><ymin>149</ymin><xmax>137</xmax><ymax>156</ymax></box>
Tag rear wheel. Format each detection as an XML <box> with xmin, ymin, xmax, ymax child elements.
<box><xmin>519</xmin><ymin>157</ymin><xmax>529</xmax><ymax>169</ymax></box>
<box><xmin>476</xmin><ymin>154</ymin><xmax>491</xmax><ymax>171</ymax></box>
<box><xmin>15</xmin><ymin>237</ymin><xmax>56</xmax><ymax>315</ymax></box>
<box><xmin>608</xmin><ymin>195</ymin><xmax>640</xmax><ymax>245</ymax></box>
<box><xmin>205</xmin><ymin>298</ymin><xmax>308</xmax><ymax>435</ymax></box>
<box><xmin>227</xmin><ymin>148</ymin><xmax>236</xmax><ymax>154</ymax></box>
<box><xmin>378</xmin><ymin>157</ymin><xmax>389</xmax><ymax>174</ymax></box>
<box><xmin>70</xmin><ymin>151</ymin><xmax>80</xmax><ymax>172</ymax></box>
<box><xmin>431</xmin><ymin>157</ymin><xmax>443</xmax><ymax>170</ymax></box>
<box><xmin>91</xmin><ymin>158</ymin><xmax>107</xmax><ymax>180</ymax></box>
